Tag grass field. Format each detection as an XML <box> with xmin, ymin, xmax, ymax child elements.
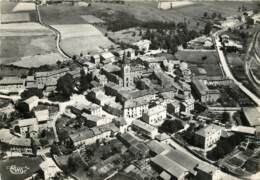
<box><xmin>39</xmin><ymin>1</ymin><xmax>258</xmax><ymax>30</ymax></box>
<box><xmin>0</xmin><ymin>23</ymin><xmax>63</xmax><ymax>67</ymax></box>
<box><xmin>53</xmin><ymin>24</ymin><xmax>115</xmax><ymax>56</ymax></box>
<box><xmin>175</xmin><ymin>50</ymin><xmax>223</xmax><ymax>77</ymax></box>
<box><xmin>1</xmin><ymin>1</ymin><xmax>37</xmax><ymax>22</ymax></box>
<box><xmin>108</xmin><ymin>27</ymin><xmax>143</xmax><ymax>44</ymax></box>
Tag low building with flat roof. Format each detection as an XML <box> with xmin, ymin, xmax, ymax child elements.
<box><xmin>242</xmin><ymin>107</ymin><xmax>260</xmax><ymax>127</ymax></box>
<box><xmin>132</xmin><ymin>119</ymin><xmax>158</xmax><ymax>139</ymax></box>
<box><xmin>151</xmin><ymin>148</ymin><xmax>199</xmax><ymax>180</ymax></box>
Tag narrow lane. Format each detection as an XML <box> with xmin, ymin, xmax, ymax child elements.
<box><xmin>35</xmin><ymin>4</ymin><xmax>71</xmax><ymax>59</ymax></box>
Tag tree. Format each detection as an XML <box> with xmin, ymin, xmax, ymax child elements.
<box><xmin>31</xmin><ymin>138</ymin><xmax>37</xmax><ymax>156</ymax></box>
<box><xmin>159</xmin><ymin>120</ymin><xmax>184</xmax><ymax>134</ymax></box>
<box><xmin>202</xmin><ymin>55</ymin><xmax>207</xmax><ymax>61</ymax></box>
<box><xmin>56</xmin><ymin>73</ymin><xmax>75</xmax><ymax>97</ymax></box>
<box><xmin>204</xmin><ymin>22</ymin><xmax>212</xmax><ymax>35</ymax></box>
<box><xmin>67</xmin><ymin>156</ymin><xmax>78</xmax><ymax>173</ymax></box>
<box><xmin>218</xmin><ymin>13</ymin><xmax>222</xmax><ymax>19</ymax></box>
<box><xmin>221</xmin><ymin>112</ymin><xmax>230</xmax><ymax>124</ymax></box>
<box><xmin>211</xmin><ymin>12</ymin><xmax>217</xmax><ymax>19</ymax></box>
<box><xmin>203</xmin><ymin>12</ymin><xmax>208</xmax><ymax>18</ymax></box>
<box><xmin>246</xmin><ymin>17</ymin><xmax>254</xmax><ymax>26</ymax></box>
<box><xmin>21</xmin><ymin>88</ymin><xmax>43</xmax><ymax>99</ymax></box>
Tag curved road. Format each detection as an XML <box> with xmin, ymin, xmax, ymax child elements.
<box><xmin>36</xmin><ymin>4</ymin><xmax>71</xmax><ymax>59</ymax></box>
<box><xmin>213</xmin><ymin>32</ymin><xmax>260</xmax><ymax>106</ymax></box>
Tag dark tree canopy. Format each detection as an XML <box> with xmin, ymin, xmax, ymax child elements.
<box><xmin>21</xmin><ymin>88</ymin><xmax>43</xmax><ymax>99</ymax></box>
<box><xmin>204</xmin><ymin>22</ymin><xmax>212</xmax><ymax>35</ymax></box>
<box><xmin>159</xmin><ymin>120</ymin><xmax>184</xmax><ymax>134</ymax></box>
<box><xmin>57</xmin><ymin>73</ymin><xmax>75</xmax><ymax>97</ymax></box>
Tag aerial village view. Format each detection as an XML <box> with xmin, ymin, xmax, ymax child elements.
<box><xmin>0</xmin><ymin>0</ymin><xmax>260</xmax><ymax>179</ymax></box>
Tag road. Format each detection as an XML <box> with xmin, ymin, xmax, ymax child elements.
<box><xmin>244</xmin><ymin>31</ymin><xmax>260</xmax><ymax>90</ymax></box>
<box><xmin>213</xmin><ymin>32</ymin><xmax>260</xmax><ymax>106</ymax></box>
<box><xmin>35</xmin><ymin>4</ymin><xmax>71</xmax><ymax>59</ymax></box>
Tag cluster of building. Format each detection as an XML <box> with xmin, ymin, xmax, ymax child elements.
<box><xmin>0</xmin><ymin>67</ymin><xmax>82</xmax><ymax>96</ymax></box>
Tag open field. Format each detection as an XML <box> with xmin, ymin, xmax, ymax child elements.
<box><xmin>39</xmin><ymin>1</ymin><xmax>258</xmax><ymax>30</ymax></box>
<box><xmin>0</xmin><ymin>23</ymin><xmax>63</xmax><ymax>67</ymax></box>
<box><xmin>108</xmin><ymin>27</ymin><xmax>143</xmax><ymax>44</ymax></box>
<box><xmin>52</xmin><ymin>24</ymin><xmax>115</xmax><ymax>56</ymax></box>
<box><xmin>175</xmin><ymin>50</ymin><xmax>223</xmax><ymax>77</ymax></box>
<box><xmin>1</xmin><ymin>1</ymin><xmax>37</xmax><ymax>23</ymax></box>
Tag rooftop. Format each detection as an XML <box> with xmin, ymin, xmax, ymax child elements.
<box><xmin>35</xmin><ymin>68</ymin><xmax>69</xmax><ymax>78</ymax></box>
<box><xmin>0</xmin><ymin>77</ymin><xmax>24</xmax><ymax>85</ymax></box>
<box><xmin>151</xmin><ymin>154</ymin><xmax>188</xmax><ymax>179</ymax></box>
<box><xmin>101</xmin><ymin>52</ymin><xmax>115</xmax><ymax>59</ymax></box>
<box><xmin>243</xmin><ymin>107</ymin><xmax>260</xmax><ymax>126</ymax></box>
<box><xmin>132</xmin><ymin>119</ymin><xmax>158</xmax><ymax>133</ymax></box>
<box><xmin>192</xmin><ymin>79</ymin><xmax>208</xmax><ymax>95</ymax></box>
<box><xmin>195</xmin><ymin>124</ymin><xmax>222</xmax><ymax>137</ymax></box>
<box><xmin>145</xmin><ymin>105</ymin><xmax>166</xmax><ymax>116</ymax></box>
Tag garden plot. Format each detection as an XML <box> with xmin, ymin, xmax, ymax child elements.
<box><xmin>52</xmin><ymin>24</ymin><xmax>115</xmax><ymax>56</ymax></box>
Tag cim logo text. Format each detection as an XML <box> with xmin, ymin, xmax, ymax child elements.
<box><xmin>7</xmin><ymin>165</ymin><xmax>29</xmax><ymax>175</ymax></box>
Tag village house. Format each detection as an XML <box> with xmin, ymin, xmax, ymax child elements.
<box><xmin>180</xmin><ymin>95</ymin><xmax>195</xmax><ymax>114</ymax></box>
<box><xmin>100</xmin><ymin>52</ymin><xmax>115</xmax><ymax>63</ymax></box>
<box><xmin>123</xmin><ymin>99</ymin><xmax>149</xmax><ymax>119</ymax></box>
<box><xmin>94</xmin><ymin>74</ymin><xmax>108</xmax><ymax>86</ymax></box>
<box><xmin>132</xmin><ymin>119</ymin><xmax>158</xmax><ymax>139</ymax></box>
<box><xmin>87</xmin><ymin>89</ymin><xmax>116</xmax><ymax>106</ymax></box>
<box><xmin>35</xmin><ymin>68</ymin><xmax>70</xmax><ymax>85</ymax></box>
<box><xmin>91</xmin><ymin>54</ymin><xmax>101</xmax><ymax>64</ymax></box>
<box><xmin>84</xmin><ymin>103</ymin><xmax>102</xmax><ymax>116</ymax></box>
<box><xmin>22</xmin><ymin>96</ymin><xmax>39</xmax><ymax>112</ymax></box>
<box><xmin>70</xmin><ymin>123</ymin><xmax>119</xmax><ymax>147</ymax></box>
<box><xmin>34</xmin><ymin>109</ymin><xmax>50</xmax><ymax>130</ymax></box>
<box><xmin>82</xmin><ymin>113</ymin><xmax>112</xmax><ymax>127</ymax></box>
<box><xmin>167</xmin><ymin>100</ymin><xmax>180</xmax><ymax>114</ymax></box>
<box><xmin>132</xmin><ymin>40</ymin><xmax>151</xmax><ymax>52</ymax></box>
<box><xmin>13</xmin><ymin>118</ymin><xmax>38</xmax><ymax>138</ymax></box>
<box><xmin>142</xmin><ymin>105</ymin><xmax>167</xmax><ymax>126</ymax></box>
<box><xmin>194</xmin><ymin>124</ymin><xmax>222</xmax><ymax>150</ymax></box>
<box><xmin>0</xmin><ymin>129</ymin><xmax>33</xmax><ymax>155</ymax></box>
<box><xmin>0</xmin><ymin>76</ymin><xmax>25</xmax><ymax>91</ymax></box>
<box><xmin>103</xmin><ymin>101</ymin><xmax>123</xmax><ymax>117</ymax></box>
<box><xmin>25</xmin><ymin>76</ymin><xmax>37</xmax><ymax>88</ymax></box>
<box><xmin>113</xmin><ymin>117</ymin><xmax>128</xmax><ymax>134</ymax></box>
